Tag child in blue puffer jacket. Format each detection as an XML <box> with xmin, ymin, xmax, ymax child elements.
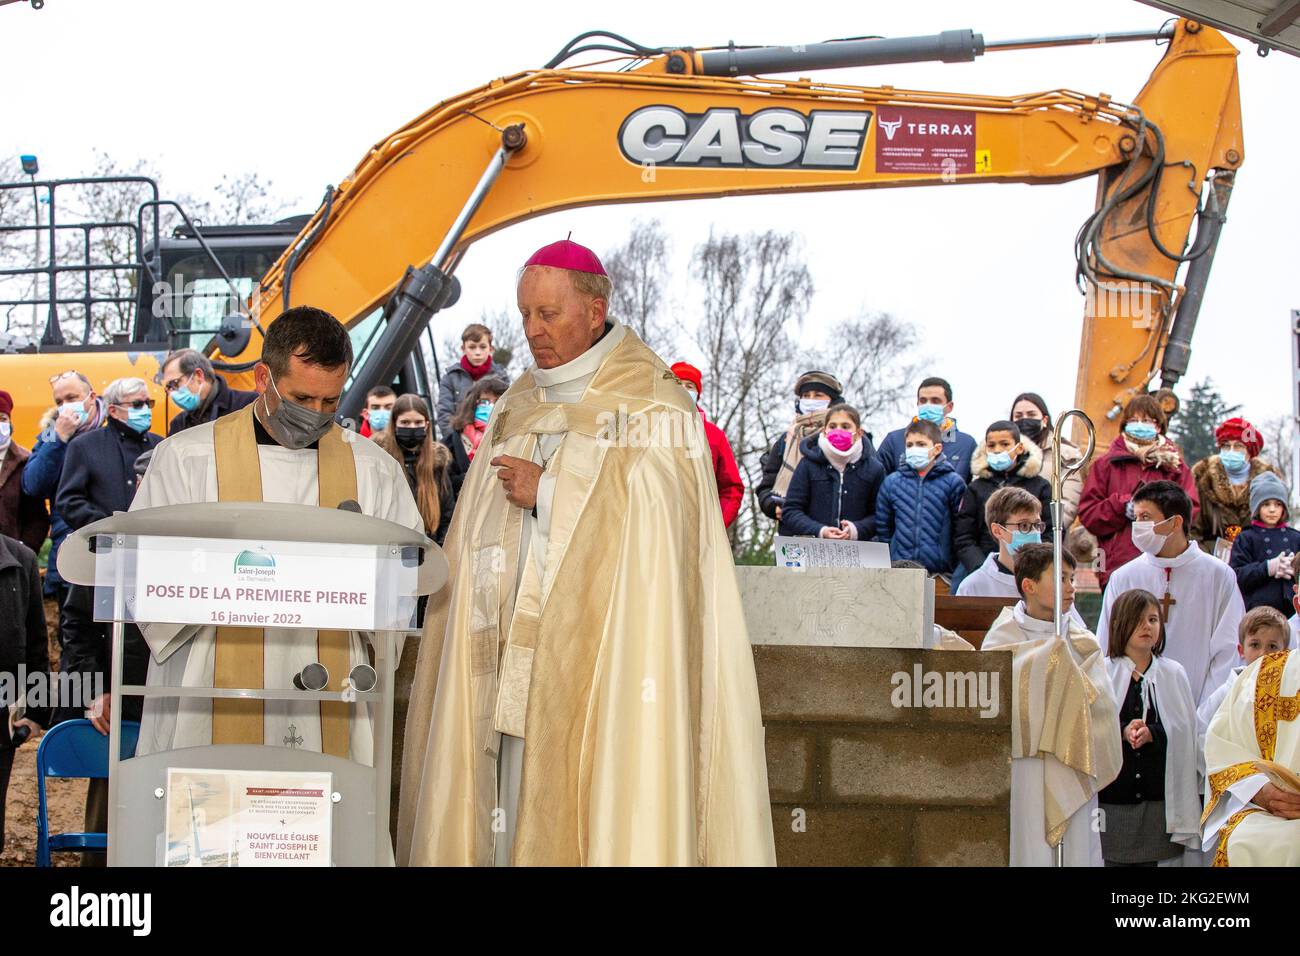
<box><xmin>874</xmin><ymin>420</ymin><xmax>967</xmax><ymax>574</ymax></box>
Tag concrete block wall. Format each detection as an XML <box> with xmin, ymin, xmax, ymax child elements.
<box><xmin>756</xmin><ymin>645</ymin><xmax>1012</xmax><ymax>866</ymax></box>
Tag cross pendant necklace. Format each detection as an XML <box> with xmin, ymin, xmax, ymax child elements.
<box><xmin>1158</xmin><ymin>567</ymin><xmax>1176</xmax><ymax>624</ymax></box>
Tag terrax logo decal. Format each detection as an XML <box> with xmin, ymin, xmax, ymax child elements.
<box><xmin>619</xmin><ymin>105</ymin><xmax>872</xmax><ymax>170</ymax></box>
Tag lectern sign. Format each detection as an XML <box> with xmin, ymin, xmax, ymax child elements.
<box><xmin>129</xmin><ymin>535</ymin><xmax>382</xmax><ymax>631</ymax></box>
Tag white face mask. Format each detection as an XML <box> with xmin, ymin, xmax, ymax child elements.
<box><xmin>1131</xmin><ymin>519</ymin><xmax>1172</xmax><ymax>555</ymax></box>
<box><xmin>0</xmin><ymin>422</ymin><xmax>10</xmax><ymax>449</ymax></box>
<box><xmin>799</xmin><ymin>397</ymin><xmax>830</xmax><ymax>416</ymax></box>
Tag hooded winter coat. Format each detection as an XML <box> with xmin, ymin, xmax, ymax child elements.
<box><xmin>954</xmin><ymin>437</ymin><xmax>1054</xmax><ymax>573</ymax></box>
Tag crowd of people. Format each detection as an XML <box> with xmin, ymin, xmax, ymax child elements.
<box><xmin>757</xmin><ymin>368</ymin><xmax>1300</xmax><ymax>865</ymax></box>
<box><xmin>0</xmin><ymin>309</ymin><xmax>1295</xmax><ymax>866</ymax></box>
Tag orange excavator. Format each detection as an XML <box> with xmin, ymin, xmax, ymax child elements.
<box><xmin>0</xmin><ymin>18</ymin><xmax>1242</xmax><ymax>446</ymax></box>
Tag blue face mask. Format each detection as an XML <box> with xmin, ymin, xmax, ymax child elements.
<box><xmin>171</xmin><ymin>376</ymin><xmax>201</xmax><ymax>412</ymax></box>
<box><xmin>987</xmin><ymin>450</ymin><xmax>1015</xmax><ymax>472</ymax></box>
<box><xmin>368</xmin><ymin>408</ymin><xmax>391</xmax><ymax>432</ymax></box>
<box><xmin>1220</xmin><ymin>449</ymin><xmax>1248</xmax><ymax>473</ymax></box>
<box><xmin>1009</xmin><ymin>529</ymin><xmax>1042</xmax><ymax>554</ymax></box>
<box><xmin>125</xmin><ymin>406</ymin><xmax>152</xmax><ymax>433</ymax></box>
<box><xmin>916</xmin><ymin>404</ymin><xmax>946</xmax><ymax>426</ymax></box>
<box><xmin>904</xmin><ymin>447</ymin><xmax>932</xmax><ymax>471</ymax></box>
<box><xmin>59</xmin><ymin>400</ymin><xmax>88</xmax><ymax>424</ymax></box>
<box><xmin>1125</xmin><ymin>421</ymin><xmax>1158</xmax><ymax>442</ymax></box>
<box><xmin>475</xmin><ymin>401</ymin><xmax>493</xmax><ymax>424</ymax></box>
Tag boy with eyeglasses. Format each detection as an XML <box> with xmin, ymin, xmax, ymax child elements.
<box><xmin>957</xmin><ymin>485</ymin><xmax>1087</xmax><ymax>628</ymax></box>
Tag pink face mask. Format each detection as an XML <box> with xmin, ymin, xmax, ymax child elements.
<box><xmin>826</xmin><ymin>428</ymin><xmax>856</xmax><ymax>452</ymax></box>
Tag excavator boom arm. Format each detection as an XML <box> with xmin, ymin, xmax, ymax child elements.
<box><xmin>232</xmin><ymin>19</ymin><xmax>1240</xmax><ymax>440</ymax></box>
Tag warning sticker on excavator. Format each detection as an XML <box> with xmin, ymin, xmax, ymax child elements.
<box><xmin>875</xmin><ymin>107</ymin><xmax>976</xmax><ymax>174</ymax></box>
<box><xmin>975</xmin><ymin>149</ymin><xmax>991</xmax><ymax>173</ymax></box>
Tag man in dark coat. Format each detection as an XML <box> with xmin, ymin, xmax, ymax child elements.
<box><xmin>0</xmin><ymin>389</ymin><xmax>50</xmax><ymax>553</ymax></box>
<box><xmin>56</xmin><ymin>377</ymin><xmax>162</xmax><ymax>532</ymax></box>
<box><xmin>0</xmin><ymin>533</ymin><xmax>49</xmax><ymax>855</ymax></box>
<box><xmin>22</xmin><ymin>370</ymin><xmax>105</xmax><ymax>603</ymax></box>
<box><xmin>159</xmin><ymin>348</ymin><xmax>258</xmax><ymax>435</ymax></box>
<box><xmin>876</xmin><ymin>376</ymin><xmax>978</xmax><ymax>483</ymax></box>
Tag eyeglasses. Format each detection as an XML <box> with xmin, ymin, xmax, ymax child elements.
<box><xmin>48</xmin><ymin>370</ymin><xmax>81</xmax><ymax>384</ymax></box>
<box><xmin>114</xmin><ymin>399</ymin><xmax>155</xmax><ymax>410</ymax></box>
<box><xmin>162</xmin><ymin>373</ymin><xmax>194</xmax><ymax>393</ymax></box>
<box><xmin>1001</xmin><ymin>521</ymin><xmax>1046</xmax><ymax>534</ymax></box>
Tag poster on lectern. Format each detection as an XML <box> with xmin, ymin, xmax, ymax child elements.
<box><xmin>164</xmin><ymin>768</ymin><xmax>333</xmax><ymax>867</ymax></box>
<box><xmin>774</xmin><ymin>535</ymin><xmax>892</xmax><ymax>570</ymax></box>
<box><xmin>126</xmin><ymin>535</ymin><xmax>384</xmax><ymax>631</ymax></box>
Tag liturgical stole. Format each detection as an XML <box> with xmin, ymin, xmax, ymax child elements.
<box><xmin>210</xmin><ymin>403</ymin><xmax>357</xmax><ymax>757</ymax></box>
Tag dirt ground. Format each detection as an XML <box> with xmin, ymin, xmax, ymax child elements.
<box><xmin>1</xmin><ymin>599</ymin><xmax>87</xmax><ymax>867</ymax></box>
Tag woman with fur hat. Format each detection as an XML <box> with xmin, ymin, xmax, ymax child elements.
<box><xmin>1190</xmin><ymin>416</ymin><xmax>1281</xmax><ymax>552</ymax></box>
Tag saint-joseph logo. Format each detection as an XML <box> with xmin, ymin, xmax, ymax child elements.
<box><xmin>233</xmin><ymin>547</ymin><xmax>276</xmax><ymax>579</ymax></box>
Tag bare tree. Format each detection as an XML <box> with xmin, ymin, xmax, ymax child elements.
<box><xmin>0</xmin><ymin>155</ymin><xmax>41</xmax><ymax>335</ymax></box>
<box><xmin>691</xmin><ymin>228</ymin><xmax>814</xmax><ymax>559</ymax></box>
<box><xmin>603</xmin><ymin>218</ymin><xmax>675</xmax><ymax>355</ymax></box>
<box><xmin>182</xmin><ymin>171</ymin><xmax>297</xmax><ymax>227</ymax></box>
<box><xmin>0</xmin><ymin>152</ymin><xmax>298</xmax><ymax>344</ymax></box>
<box><xmin>803</xmin><ymin>310</ymin><xmax>927</xmax><ymax>439</ymax></box>
<box><xmin>48</xmin><ymin>151</ymin><xmax>163</xmax><ymax>344</ymax></box>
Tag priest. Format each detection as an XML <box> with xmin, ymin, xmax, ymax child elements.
<box><xmin>130</xmin><ymin>306</ymin><xmax>423</xmax><ymax>763</ymax></box>
<box><xmin>1097</xmin><ymin>480</ymin><xmax>1243</xmax><ymax>708</ymax></box>
<box><xmin>397</xmin><ymin>239</ymin><xmax>775</xmax><ymax>866</ymax></box>
<box><xmin>1202</xmin><ymin>649</ymin><xmax>1300</xmax><ymax>865</ymax></box>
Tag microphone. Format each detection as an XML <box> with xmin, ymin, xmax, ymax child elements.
<box><xmin>345</xmin><ymin>664</ymin><xmax>377</xmax><ymax>693</ymax></box>
<box><xmin>337</xmin><ymin>499</ymin><xmax>361</xmax><ymax>513</ymax></box>
<box><xmin>292</xmin><ymin>662</ymin><xmax>330</xmax><ymax>692</ymax></box>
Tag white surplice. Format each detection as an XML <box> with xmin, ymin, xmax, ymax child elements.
<box><xmin>956</xmin><ymin>552</ymin><xmax>1087</xmax><ymax>630</ymax></box>
<box><xmin>1097</xmin><ymin>545</ymin><xmax>1243</xmax><ymax>709</ymax></box>
<box><xmin>130</xmin><ymin>419</ymin><xmax>422</xmax><ymax>763</ymax></box>
<box><xmin>1197</xmin><ymin>665</ymin><xmax>1245</xmax><ymax>757</ymax></box>
<box><xmin>984</xmin><ymin>603</ymin><xmax>1117</xmax><ymax>866</ymax></box>
<box><xmin>1105</xmin><ymin>654</ymin><xmax>1202</xmax><ymax>850</ymax></box>
<box><xmin>493</xmin><ymin>319</ymin><xmax>627</xmax><ymax>867</ymax></box>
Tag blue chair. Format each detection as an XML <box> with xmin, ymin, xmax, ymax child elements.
<box><xmin>35</xmin><ymin>718</ymin><xmax>140</xmax><ymax>867</ymax></box>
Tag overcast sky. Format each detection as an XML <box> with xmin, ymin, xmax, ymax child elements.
<box><xmin>4</xmin><ymin>0</ymin><xmax>1297</xmax><ymax>443</ymax></box>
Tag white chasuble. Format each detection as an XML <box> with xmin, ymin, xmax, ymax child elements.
<box><xmin>984</xmin><ymin>604</ymin><xmax>1123</xmax><ymax>866</ymax></box>
<box><xmin>130</xmin><ymin>407</ymin><xmax>422</xmax><ymax>763</ymax></box>
<box><xmin>1097</xmin><ymin>546</ymin><xmax>1243</xmax><ymax>709</ymax></box>
<box><xmin>1202</xmin><ymin>650</ymin><xmax>1300</xmax><ymax>865</ymax></box>
<box><xmin>398</xmin><ymin>321</ymin><xmax>776</xmax><ymax>867</ymax></box>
